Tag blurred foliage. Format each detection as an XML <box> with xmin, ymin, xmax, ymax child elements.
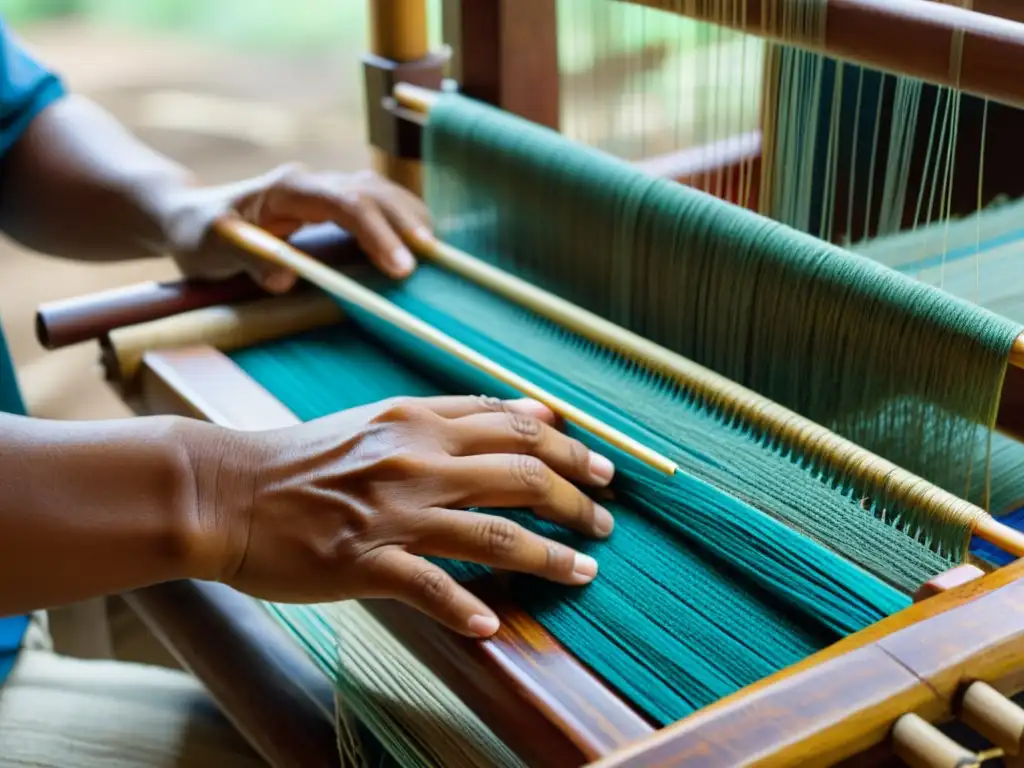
<box><xmin>0</xmin><ymin>0</ymin><xmax>444</xmax><ymax>52</ymax></box>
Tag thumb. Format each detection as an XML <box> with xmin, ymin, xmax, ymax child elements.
<box><xmin>245</xmin><ymin>261</ymin><xmax>298</xmax><ymax>295</ymax></box>
<box><xmin>204</xmin><ymin>224</ymin><xmax>300</xmax><ymax>294</ymax></box>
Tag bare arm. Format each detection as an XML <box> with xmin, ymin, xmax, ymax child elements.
<box><xmin>0</xmin><ymin>94</ymin><xmax>429</xmax><ymax>285</ymax></box>
<box><xmin>0</xmin><ymin>412</ymin><xmax>212</xmax><ymax>613</ymax></box>
<box><xmin>0</xmin><ymin>95</ymin><xmax>199</xmax><ymax>262</ymax></box>
<box><xmin>0</xmin><ymin>397</ymin><xmax>613</xmax><ymax>637</ymax></box>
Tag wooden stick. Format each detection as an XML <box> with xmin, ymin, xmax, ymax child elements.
<box><xmin>1010</xmin><ymin>337</ymin><xmax>1024</xmax><ymax>369</ymax></box>
<box><xmin>892</xmin><ymin>713</ymin><xmax>985</xmax><ymax>768</ymax></box>
<box><xmin>961</xmin><ymin>681</ymin><xmax>1024</xmax><ymax>757</ymax></box>
<box><xmin>212</xmin><ymin>217</ymin><xmax>677</xmax><ymax>476</ymax></box>
<box><xmin>101</xmin><ymin>293</ymin><xmax>342</xmax><ymax>384</ymax></box>
<box><xmin>619</xmin><ymin>0</ymin><xmax>1024</xmax><ymax>111</ymax></box>
<box><xmin>383</xmin><ymin>231</ymin><xmax>1020</xmax><ymax>557</ymax></box>
<box><xmin>209</xmin><ymin>213</ymin><xmax>1023</xmax><ymax>555</ymax></box>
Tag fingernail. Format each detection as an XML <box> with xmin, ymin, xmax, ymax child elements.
<box><xmin>508</xmin><ymin>398</ymin><xmax>553</xmax><ymax>420</ymax></box>
<box><xmin>264</xmin><ymin>271</ymin><xmax>296</xmax><ymax>294</ymax></box>
<box><xmin>412</xmin><ymin>226</ymin><xmax>433</xmax><ymax>245</ymax></box>
<box><xmin>390</xmin><ymin>247</ymin><xmax>416</xmax><ymax>276</ymax></box>
<box><xmin>571</xmin><ymin>553</ymin><xmax>599</xmax><ymax>584</ymax></box>
<box><xmin>589</xmin><ymin>452</ymin><xmax>615</xmax><ymax>485</ymax></box>
<box><xmin>593</xmin><ymin>505</ymin><xmax>615</xmax><ymax>536</ymax></box>
<box><xmin>468</xmin><ymin>614</ymin><xmax>500</xmax><ymax>637</ymax></box>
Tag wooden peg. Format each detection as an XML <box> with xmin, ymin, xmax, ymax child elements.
<box><xmin>893</xmin><ymin>713</ymin><xmax>982</xmax><ymax>768</ymax></box>
<box><xmin>913</xmin><ymin>564</ymin><xmax>987</xmax><ymax>603</ymax></box>
<box><xmin>961</xmin><ymin>681</ymin><xmax>1024</xmax><ymax>757</ymax></box>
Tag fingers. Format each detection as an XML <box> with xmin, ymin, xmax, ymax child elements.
<box><xmin>438</xmin><ymin>454</ymin><xmax>615</xmax><ymax>538</ymax></box>
<box><xmin>412</xmin><ymin>509</ymin><xmax>598</xmax><ymax>587</ymax></box>
<box><xmin>376</xmin><ymin>189</ymin><xmax>432</xmax><ymax>246</ymax></box>
<box><xmin>360</xmin><ymin>548</ymin><xmax>500</xmax><ymax>638</ymax></box>
<box><xmin>343</xmin><ymin>196</ymin><xmax>419</xmax><ymax>279</ymax></box>
<box><xmin>256</xmin><ymin>171</ymin><xmax>428</xmax><ymax>280</ymax></box>
<box><xmin>442</xmin><ymin>410</ymin><xmax>614</xmax><ymax>488</ymax></box>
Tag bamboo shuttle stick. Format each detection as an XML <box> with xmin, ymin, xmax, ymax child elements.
<box><xmin>213</xmin><ymin>217</ymin><xmax>677</xmax><ymax>476</ymax></box>
<box><xmin>214</xmin><ymin>215</ymin><xmax>1024</xmax><ymax>555</ymax></box>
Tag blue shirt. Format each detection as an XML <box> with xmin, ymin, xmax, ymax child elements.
<box><xmin>0</xmin><ymin>17</ymin><xmax>66</xmax><ymax>684</ymax></box>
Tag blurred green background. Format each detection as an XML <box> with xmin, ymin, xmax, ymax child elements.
<box><xmin>0</xmin><ymin>0</ymin><xmax>430</xmax><ymax>52</ymax></box>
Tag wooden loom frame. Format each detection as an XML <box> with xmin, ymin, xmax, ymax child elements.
<box><xmin>30</xmin><ymin>1</ymin><xmax>1024</xmax><ymax>766</ymax></box>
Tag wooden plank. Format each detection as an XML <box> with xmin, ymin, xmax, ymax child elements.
<box><xmin>134</xmin><ymin>344</ymin><xmax>654</xmax><ymax>767</ymax></box>
<box><xmin>443</xmin><ymin>0</ymin><xmax>560</xmax><ymax>129</ymax></box>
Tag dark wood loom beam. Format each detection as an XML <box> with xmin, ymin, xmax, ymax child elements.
<box><xmin>634</xmin><ymin>132</ymin><xmax>762</xmax><ymax>211</ymax></box>
<box><xmin>34</xmin><ymin>224</ymin><xmax>360</xmax><ymax>352</ymax></box>
<box><xmin>131</xmin><ymin>345</ymin><xmax>654</xmax><ymax>768</ymax></box>
<box><xmin>592</xmin><ymin>559</ymin><xmax>1024</xmax><ymax>767</ymax></box>
<box><xmin>442</xmin><ymin>0</ymin><xmax>560</xmax><ymax>130</ymax></box>
<box><xmin>124</xmin><ymin>581</ymin><xmax>341</xmax><ymax>768</ymax></box>
<box><xmin>966</xmin><ymin>0</ymin><xmax>1024</xmax><ymax>25</ymax></box>
<box><xmin>622</xmin><ymin>0</ymin><xmax>1024</xmax><ymax>111</ymax></box>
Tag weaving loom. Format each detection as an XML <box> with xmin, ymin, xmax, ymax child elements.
<box><xmin>33</xmin><ymin>1</ymin><xmax>1024</xmax><ymax>766</ymax></box>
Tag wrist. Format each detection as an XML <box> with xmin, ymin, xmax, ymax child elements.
<box><xmin>174</xmin><ymin>417</ymin><xmax>263</xmax><ymax>583</ymax></box>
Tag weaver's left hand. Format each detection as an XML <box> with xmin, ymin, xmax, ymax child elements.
<box><xmin>167</xmin><ymin>165</ymin><xmax>432</xmax><ymax>291</ymax></box>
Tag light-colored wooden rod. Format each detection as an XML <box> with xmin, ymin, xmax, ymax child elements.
<box><xmin>244</xmin><ymin>85</ymin><xmax>1024</xmax><ymax>557</ymax></box>
<box><xmin>105</xmin><ymin>293</ymin><xmax>343</xmax><ymax>382</ymax></box>
<box><xmin>212</xmin><ymin>217</ymin><xmax>678</xmax><ymax>476</ymax></box>
<box><xmin>1010</xmin><ymin>336</ymin><xmax>1024</xmax><ymax>369</ymax></box>
<box><xmin>394</xmin><ymin>82</ymin><xmax>439</xmax><ymax>112</ymax></box>
<box><xmin>400</xmin><ymin>230</ymin><xmax>1024</xmax><ymax>558</ymax></box>
<box><xmin>962</xmin><ymin>681</ymin><xmax>1024</xmax><ymax>757</ymax></box>
<box><xmin>893</xmin><ymin>713</ymin><xmax>986</xmax><ymax>768</ymax></box>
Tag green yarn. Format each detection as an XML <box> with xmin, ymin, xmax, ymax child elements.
<box><xmin>224</xmin><ymin>90</ymin><xmax>1024</xmax><ymax>756</ymax></box>
<box><xmin>423</xmin><ymin>92</ymin><xmax>1022</xmax><ymax>513</ymax></box>
<box><xmin>230</xmin><ymin>321</ymin><xmax>906</xmax><ymax>727</ymax></box>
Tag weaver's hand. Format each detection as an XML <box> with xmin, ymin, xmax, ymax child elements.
<box><xmin>198</xmin><ymin>396</ymin><xmax>616</xmax><ymax>638</ymax></box>
<box><xmin>169</xmin><ymin>165</ymin><xmax>431</xmax><ymax>291</ymax></box>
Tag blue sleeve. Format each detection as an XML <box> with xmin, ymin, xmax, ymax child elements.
<box><xmin>0</xmin><ymin>17</ymin><xmax>66</xmax><ymax>156</ymax></box>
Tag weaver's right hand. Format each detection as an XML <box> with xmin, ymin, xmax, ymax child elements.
<box><xmin>191</xmin><ymin>395</ymin><xmax>616</xmax><ymax>638</ymax></box>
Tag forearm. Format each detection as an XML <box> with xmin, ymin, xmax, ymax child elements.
<box><xmin>0</xmin><ymin>413</ymin><xmax>217</xmax><ymax>614</ymax></box>
<box><xmin>0</xmin><ymin>95</ymin><xmax>199</xmax><ymax>261</ymax></box>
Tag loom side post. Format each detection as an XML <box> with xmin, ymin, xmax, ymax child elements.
<box><xmin>367</xmin><ymin>0</ymin><xmax>433</xmax><ymax>193</ymax></box>
<box><xmin>442</xmin><ymin>0</ymin><xmax>560</xmax><ymax>129</ymax></box>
